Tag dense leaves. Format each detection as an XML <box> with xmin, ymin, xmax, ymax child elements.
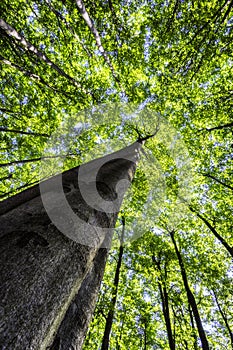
<box><xmin>1</xmin><ymin>0</ymin><xmax>233</xmax><ymax>349</ymax></box>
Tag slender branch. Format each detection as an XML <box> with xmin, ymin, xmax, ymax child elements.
<box><xmin>189</xmin><ymin>206</ymin><xmax>233</xmax><ymax>258</ymax></box>
<box><xmin>201</xmin><ymin>173</ymin><xmax>233</xmax><ymax>191</ymax></box>
<box><xmin>220</xmin><ymin>0</ymin><xmax>233</xmax><ymax>24</ymax></box>
<box><xmin>0</xmin><ymin>154</ymin><xmax>77</xmax><ymax>167</ymax></box>
<box><xmin>198</xmin><ymin>122</ymin><xmax>233</xmax><ymax>132</ymax></box>
<box><xmin>0</xmin><ymin>107</ymin><xmax>20</xmax><ymax>115</ymax></box>
<box><xmin>0</xmin><ymin>55</ymin><xmax>71</xmax><ymax>96</ymax></box>
<box><xmin>0</xmin><ymin>174</ymin><xmax>13</xmax><ymax>182</ymax></box>
<box><xmin>0</xmin><ymin>127</ymin><xmax>49</xmax><ymax>137</ymax></box>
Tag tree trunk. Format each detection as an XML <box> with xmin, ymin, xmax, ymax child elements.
<box><xmin>0</xmin><ymin>142</ymin><xmax>141</xmax><ymax>349</ymax></box>
<box><xmin>212</xmin><ymin>290</ymin><xmax>233</xmax><ymax>347</ymax></box>
<box><xmin>188</xmin><ymin>303</ymin><xmax>198</xmax><ymax>350</ymax></box>
<box><xmin>170</xmin><ymin>231</ymin><xmax>210</xmax><ymax>350</ymax></box>
<box><xmin>49</xmin><ymin>245</ymin><xmax>109</xmax><ymax>350</ymax></box>
<box><xmin>189</xmin><ymin>207</ymin><xmax>233</xmax><ymax>258</ymax></box>
<box><xmin>101</xmin><ymin>218</ymin><xmax>125</xmax><ymax>350</ymax></box>
<box><xmin>152</xmin><ymin>256</ymin><xmax>175</xmax><ymax>350</ymax></box>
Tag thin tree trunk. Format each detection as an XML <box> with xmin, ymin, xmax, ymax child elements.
<box><xmin>201</xmin><ymin>173</ymin><xmax>233</xmax><ymax>191</ymax></box>
<box><xmin>170</xmin><ymin>231</ymin><xmax>210</xmax><ymax>350</ymax></box>
<box><xmin>101</xmin><ymin>217</ymin><xmax>125</xmax><ymax>350</ymax></box>
<box><xmin>44</xmin><ymin>0</ymin><xmax>92</xmax><ymax>57</ymax></box>
<box><xmin>212</xmin><ymin>290</ymin><xmax>233</xmax><ymax>347</ymax></box>
<box><xmin>189</xmin><ymin>207</ymin><xmax>233</xmax><ymax>258</ymax></box>
<box><xmin>0</xmin><ymin>127</ymin><xmax>49</xmax><ymax>137</ymax></box>
<box><xmin>188</xmin><ymin>303</ymin><xmax>198</xmax><ymax>350</ymax></box>
<box><xmin>0</xmin><ymin>142</ymin><xmax>140</xmax><ymax>349</ymax></box>
<box><xmin>152</xmin><ymin>256</ymin><xmax>175</xmax><ymax>350</ymax></box>
<box><xmin>75</xmin><ymin>0</ymin><xmax>121</xmax><ymax>85</ymax></box>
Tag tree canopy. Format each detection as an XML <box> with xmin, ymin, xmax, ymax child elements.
<box><xmin>0</xmin><ymin>0</ymin><xmax>233</xmax><ymax>349</ymax></box>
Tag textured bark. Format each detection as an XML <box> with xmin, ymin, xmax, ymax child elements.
<box><xmin>49</xmin><ymin>246</ymin><xmax>109</xmax><ymax>350</ymax></box>
<box><xmin>170</xmin><ymin>231</ymin><xmax>210</xmax><ymax>350</ymax></box>
<box><xmin>0</xmin><ymin>142</ymin><xmax>140</xmax><ymax>349</ymax></box>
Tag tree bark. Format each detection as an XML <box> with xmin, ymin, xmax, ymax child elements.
<box><xmin>49</xmin><ymin>246</ymin><xmax>109</xmax><ymax>350</ymax></box>
<box><xmin>170</xmin><ymin>231</ymin><xmax>210</xmax><ymax>350</ymax></box>
<box><xmin>0</xmin><ymin>142</ymin><xmax>140</xmax><ymax>349</ymax></box>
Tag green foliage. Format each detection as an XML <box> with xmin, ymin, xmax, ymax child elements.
<box><xmin>1</xmin><ymin>0</ymin><xmax>233</xmax><ymax>348</ymax></box>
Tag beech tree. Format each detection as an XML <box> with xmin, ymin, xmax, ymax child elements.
<box><xmin>1</xmin><ymin>0</ymin><xmax>233</xmax><ymax>349</ymax></box>
<box><xmin>0</xmin><ymin>142</ymin><xmax>141</xmax><ymax>349</ymax></box>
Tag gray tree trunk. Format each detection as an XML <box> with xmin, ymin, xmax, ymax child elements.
<box><xmin>0</xmin><ymin>142</ymin><xmax>141</xmax><ymax>350</ymax></box>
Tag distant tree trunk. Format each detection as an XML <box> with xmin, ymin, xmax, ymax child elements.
<box><xmin>189</xmin><ymin>207</ymin><xmax>233</xmax><ymax>258</ymax></box>
<box><xmin>188</xmin><ymin>303</ymin><xmax>198</xmax><ymax>350</ymax></box>
<box><xmin>212</xmin><ymin>290</ymin><xmax>233</xmax><ymax>347</ymax></box>
<box><xmin>152</xmin><ymin>255</ymin><xmax>175</xmax><ymax>350</ymax></box>
<box><xmin>0</xmin><ymin>142</ymin><xmax>141</xmax><ymax>349</ymax></box>
<box><xmin>101</xmin><ymin>217</ymin><xmax>125</xmax><ymax>350</ymax></box>
<box><xmin>170</xmin><ymin>231</ymin><xmax>210</xmax><ymax>350</ymax></box>
<box><xmin>201</xmin><ymin>173</ymin><xmax>233</xmax><ymax>191</ymax></box>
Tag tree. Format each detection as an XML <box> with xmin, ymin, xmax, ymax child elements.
<box><xmin>0</xmin><ymin>142</ymin><xmax>140</xmax><ymax>349</ymax></box>
<box><xmin>1</xmin><ymin>0</ymin><xmax>233</xmax><ymax>349</ymax></box>
<box><xmin>169</xmin><ymin>230</ymin><xmax>210</xmax><ymax>350</ymax></box>
<box><xmin>152</xmin><ymin>253</ymin><xmax>175</xmax><ymax>350</ymax></box>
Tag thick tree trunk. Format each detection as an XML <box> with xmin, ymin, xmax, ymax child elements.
<box><xmin>0</xmin><ymin>142</ymin><xmax>140</xmax><ymax>349</ymax></box>
<box><xmin>170</xmin><ymin>231</ymin><xmax>210</xmax><ymax>350</ymax></box>
<box><xmin>49</xmin><ymin>246</ymin><xmax>109</xmax><ymax>350</ymax></box>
